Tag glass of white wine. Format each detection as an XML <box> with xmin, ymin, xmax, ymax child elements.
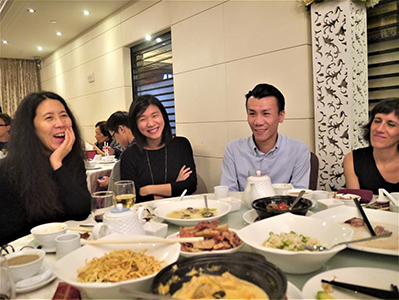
<box><xmin>114</xmin><ymin>180</ymin><xmax>136</xmax><ymax>208</ymax></box>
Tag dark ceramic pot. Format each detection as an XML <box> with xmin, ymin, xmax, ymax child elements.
<box><xmin>252</xmin><ymin>195</ymin><xmax>312</xmax><ymax>219</ymax></box>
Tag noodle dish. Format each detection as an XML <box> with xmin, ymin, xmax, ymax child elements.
<box><xmin>52</xmin><ymin>233</ymin><xmax>180</xmax><ymax>299</ymax></box>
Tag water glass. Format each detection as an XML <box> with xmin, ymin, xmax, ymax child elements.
<box><xmin>114</xmin><ymin>180</ymin><xmax>136</xmax><ymax>208</ymax></box>
<box><xmin>0</xmin><ymin>256</ymin><xmax>16</xmax><ymax>299</ymax></box>
<box><xmin>91</xmin><ymin>191</ymin><xmax>114</xmax><ymax>222</ymax></box>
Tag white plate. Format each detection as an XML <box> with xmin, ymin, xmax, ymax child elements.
<box><xmin>167</xmin><ymin>228</ymin><xmax>244</xmax><ymax>257</ymax></box>
<box><xmin>28</xmin><ymin>240</ymin><xmax>56</xmax><ymax>253</ymax></box>
<box><xmin>153</xmin><ymin>199</ymin><xmax>231</xmax><ymax>227</ymax></box>
<box><xmin>311</xmin><ymin>206</ymin><xmax>399</xmax><ymax>256</ymax></box>
<box><xmin>243</xmin><ymin>209</ymin><xmax>314</xmax><ymax>224</ymax></box>
<box><xmin>16</xmin><ymin>262</ymin><xmax>56</xmax><ymax>294</ymax></box>
<box><xmin>287</xmin><ymin>282</ymin><xmax>304</xmax><ymax>300</ymax></box>
<box><xmin>302</xmin><ymin>267</ymin><xmax>399</xmax><ymax>300</ymax></box>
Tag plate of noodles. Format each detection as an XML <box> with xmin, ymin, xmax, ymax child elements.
<box><xmin>52</xmin><ymin>233</ymin><xmax>180</xmax><ymax>299</ymax></box>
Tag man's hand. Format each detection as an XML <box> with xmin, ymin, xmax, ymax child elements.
<box><xmin>103</xmin><ymin>146</ymin><xmax>115</xmax><ymax>155</ymax></box>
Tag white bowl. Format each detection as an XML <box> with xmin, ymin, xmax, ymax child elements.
<box><xmin>167</xmin><ymin>228</ymin><xmax>244</xmax><ymax>257</ymax></box>
<box><xmin>286</xmin><ymin>189</ymin><xmax>314</xmax><ymax>199</ymax></box>
<box><xmin>52</xmin><ymin>234</ymin><xmax>180</xmax><ymax>299</ymax></box>
<box><xmin>31</xmin><ymin>222</ymin><xmax>68</xmax><ymax>248</ymax></box>
<box><xmin>389</xmin><ymin>192</ymin><xmax>399</xmax><ymax>213</ymax></box>
<box><xmin>6</xmin><ymin>249</ymin><xmax>45</xmax><ymax>281</ymax></box>
<box><xmin>317</xmin><ymin>198</ymin><xmax>344</xmax><ymax>209</ymax></box>
<box><xmin>153</xmin><ymin>199</ymin><xmax>231</xmax><ymax>226</ymax></box>
<box><xmin>237</xmin><ymin>213</ymin><xmax>353</xmax><ymax>274</ymax></box>
<box><xmin>143</xmin><ymin>222</ymin><xmax>168</xmax><ymax>238</ymax></box>
<box><xmin>272</xmin><ymin>183</ymin><xmax>293</xmax><ymax>195</ymax></box>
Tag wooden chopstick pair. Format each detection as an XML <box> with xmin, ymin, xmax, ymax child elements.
<box><xmin>80</xmin><ymin>237</ymin><xmax>204</xmax><ymax>245</ymax></box>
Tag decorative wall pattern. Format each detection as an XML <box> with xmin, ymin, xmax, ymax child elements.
<box><xmin>311</xmin><ymin>0</ymin><xmax>369</xmax><ymax>191</ymax></box>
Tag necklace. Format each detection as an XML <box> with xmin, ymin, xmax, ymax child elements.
<box><xmin>145</xmin><ymin>146</ymin><xmax>167</xmax><ymax>185</ymax></box>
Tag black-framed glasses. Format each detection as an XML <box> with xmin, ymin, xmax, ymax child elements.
<box><xmin>0</xmin><ymin>124</ymin><xmax>8</xmax><ymax>127</ymax></box>
<box><xmin>110</xmin><ymin>131</ymin><xmax>116</xmax><ymax>139</ymax></box>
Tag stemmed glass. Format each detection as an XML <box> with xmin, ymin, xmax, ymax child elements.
<box><xmin>91</xmin><ymin>191</ymin><xmax>114</xmax><ymax>222</ymax></box>
<box><xmin>1</xmin><ymin>256</ymin><xmax>16</xmax><ymax>299</ymax></box>
<box><xmin>114</xmin><ymin>180</ymin><xmax>136</xmax><ymax>208</ymax></box>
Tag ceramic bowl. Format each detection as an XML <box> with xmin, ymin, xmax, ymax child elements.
<box><xmin>153</xmin><ymin>199</ymin><xmax>231</xmax><ymax>226</ymax></box>
<box><xmin>272</xmin><ymin>183</ymin><xmax>293</xmax><ymax>195</ymax></box>
<box><xmin>389</xmin><ymin>192</ymin><xmax>399</xmax><ymax>213</ymax></box>
<box><xmin>286</xmin><ymin>189</ymin><xmax>314</xmax><ymax>199</ymax></box>
<box><xmin>31</xmin><ymin>222</ymin><xmax>68</xmax><ymax>248</ymax></box>
<box><xmin>251</xmin><ymin>195</ymin><xmax>312</xmax><ymax>219</ymax></box>
<box><xmin>6</xmin><ymin>249</ymin><xmax>45</xmax><ymax>281</ymax></box>
<box><xmin>237</xmin><ymin>213</ymin><xmax>353</xmax><ymax>274</ymax></box>
<box><xmin>52</xmin><ymin>234</ymin><xmax>180</xmax><ymax>299</ymax></box>
<box><xmin>151</xmin><ymin>252</ymin><xmax>287</xmax><ymax>300</ymax></box>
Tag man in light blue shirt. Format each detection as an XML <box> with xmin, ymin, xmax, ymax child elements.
<box><xmin>221</xmin><ymin>83</ymin><xmax>310</xmax><ymax>191</ymax></box>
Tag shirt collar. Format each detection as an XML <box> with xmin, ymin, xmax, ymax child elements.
<box><xmin>251</xmin><ymin>133</ymin><xmax>281</xmax><ymax>156</ymax></box>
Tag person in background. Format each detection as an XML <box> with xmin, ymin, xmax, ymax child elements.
<box><xmin>121</xmin><ymin>95</ymin><xmax>197</xmax><ymax>203</ymax></box>
<box><xmin>344</xmin><ymin>99</ymin><xmax>399</xmax><ymax>194</ymax></box>
<box><xmin>221</xmin><ymin>83</ymin><xmax>311</xmax><ymax>191</ymax></box>
<box><xmin>97</xmin><ymin>111</ymin><xmax>135</xmax><ymax>190</ymax></box>
<box><xmin>0</xmin><ymin>92</ymin><xmax>91</xmax><ymax>244</ymax></box>
<box><xmin>93</xmin><ymin>121</ymin><xmax>123</xmax><ymax>158</ymax></box>
<box><xmin>0</xmin><ymin>113</ymin><xmax>11</xmax><ymax>153</ymax></box>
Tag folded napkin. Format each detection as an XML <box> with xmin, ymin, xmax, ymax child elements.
<box><xmin>337</xmin><ymin>189</ymin><xmax>374</xmax><ymax>203</ymax></box>
<box><xmin>52</xmin><ymin>282</ymin><xmax>81</xmax><ymax>300</ymax></box>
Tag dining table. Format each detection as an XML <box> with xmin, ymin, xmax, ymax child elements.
<box><xmin>85</xmin><ymin>160</ymin><xmax>117</xmax><ymax>194</ymax></box>
<box><xmin>9</xmin><ymin>191</ymin><xmax>399</xmax><ymax>300</ymax></box>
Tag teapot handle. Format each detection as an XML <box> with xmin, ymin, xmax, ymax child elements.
<box><xmin>137</xmin><ymin>206</ymin><xmax>146</xmax><ymax>225</ymax></box>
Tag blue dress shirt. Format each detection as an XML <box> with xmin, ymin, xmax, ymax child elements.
<box><xmin>221</xmin><ymin>134</ymin><xmax>311</xmax><ymax>191</ymax></box>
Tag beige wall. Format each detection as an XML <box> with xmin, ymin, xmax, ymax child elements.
<box><xmin>40</xmin><ymin>0</ymin><xmax>314</xmax><ymax>193</ymax></box>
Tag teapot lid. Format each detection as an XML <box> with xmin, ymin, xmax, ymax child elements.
<box><xmin>106</xmin><ymin>204</ymin><xmax>134</xmax><ymax>218</ymax></box>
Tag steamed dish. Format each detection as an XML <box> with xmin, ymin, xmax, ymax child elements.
<box><xmin>164</xmin><ymin>272</ymin><xmax>269</xmax><ymax>299</ymax></box>
<box><xmin>263</xmin><ymin>231</ymin><xmax>322</xmax><ymax>251</ymax></box>
<box><xmin>166</xmin><ymin>207</ymin><xmax>219</xmax><ymax>219</ymax></box>
<box><xmin>77</xmin><ymin>249</ymin><xmax>162</xmax><ymax>282</ymax></box>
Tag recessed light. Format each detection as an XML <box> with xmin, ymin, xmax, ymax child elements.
<box><xmin>38</xmin><ymin>47</ymin><xmax>42</xmax><ymax>51</ymax></box>
<box><xmin>28</xmin><ymin>8</ymin><xmax>35</xmax><ymax>13</ymax></box>
<box><xmin>83</xmin><ymin>10</ymin><xmax>89</xmax><ymax>15</ymax></box>
<box><xmin>50</xmin><ymin>20</ymin><xmax>57</xmax><ymax>24</ymax></box>
<box><xmin>2</xmin><ymin>40</ymin><xmax>8</xmax><ymax>44</ymax></box>
<box><xmin>56</xmin><ymin>32</ymin><xmax>62</xmax><ymax>36</ymax></box>
<box><xmin>145</xmin><ymin>35</ymin><xmax>151</xmax><ymax>41</ymax></box>
<box><xmin>156</xmin><ymin>38</ymin><xmax>162</xmax><ymax>43</ymax></box>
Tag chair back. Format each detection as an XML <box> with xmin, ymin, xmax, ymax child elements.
<box><xmin>309</xmin><ymin>152</ymin><xmax>319</xmax><ymax>190</ymax></box>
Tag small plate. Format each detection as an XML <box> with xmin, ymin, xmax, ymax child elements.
<box><xmin>243</xmin><ymin>209</ymin><xmax>313</xmax><ymax>224</ymax></box>
<box><xmin>16</xmin><ymin>262</ymin><xmax>56</xmax><ymax>294</ymax></box>
<box><xmin>28</xmin><ymin>240</ymin><xmax>56</xmax><ymax>253</ymax></box>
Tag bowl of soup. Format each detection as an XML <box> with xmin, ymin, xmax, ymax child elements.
<box><xmin>153</xmin><ymin>199</ymin><xmax>231</xmax><ymax>226</ymax></box>
<box><xmin>151</xmin><ymin>252</ymin><xmax>287</xmax><ymax>300</ymax></box>
<box><xmin>6</xmin><ymin>249</ymin><xmax>45</xmax><ymax>281</ymax></box>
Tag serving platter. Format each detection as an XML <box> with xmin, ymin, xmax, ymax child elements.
<box><xmin>302</xmin><ymin>267</ymin><xmax>399</xmax><ymax>300</ymax></box>
<box><xmin>311</xmin><ymin>206</ymin><xmax>399</xmax><ymax>256</ymax></box>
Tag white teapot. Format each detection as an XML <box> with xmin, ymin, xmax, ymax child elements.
<box><xmin>103</xmin><ymin>204</ymin><xmax>146</xmax><ymax>235</ymax></box>
<box><xmin>242</xmin><ymin>171</ymin><xmax>275</xmax><ymax>209</ymax></box>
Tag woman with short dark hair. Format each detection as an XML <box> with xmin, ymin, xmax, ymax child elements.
<box><xmin>0</xmin><ymin>91</ymin><xmax>91</xmax><ymax>244</ymax></box>
<box><xmin>344</xmin><ymin>99</ymin><xmax>399</xmax><ymax>194</ymax></box>
<box><xmin>121</xmin><ymin>95</ymin><xmax>197</xmax><ymax>203</ymax></box>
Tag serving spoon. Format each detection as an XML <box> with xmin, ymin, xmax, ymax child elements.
<box><xmin>202</xmin><ymin>195</ymin><xmax>213</xmax><ymax>218</ymax></box>
<box><xmin>290</xmin><ymin>190</ymin><xmax>306</xmax><ymax>210</ymax></box>
<box><xmin>305</xmin><ymin>231</ymin><xmax>392</xmax><ymax>251</ymax></box>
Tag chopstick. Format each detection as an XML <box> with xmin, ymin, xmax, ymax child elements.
<box><xmin>68</xmin><ymin>227</ymin><xmax>93</xmax><ymax>232</ymax></box>
<box><xmin>81</xmin><ymin>237</ymin><xmax>204</xmax><ymax>245</ymax></box>
<box><xmin>321</xmin><ymin>279</ymin><xmax>399</xmax><ymax>299</ymax></box>
<box><xmin>353</xmin><ymin>197</ymin><xmax>376</xmax><ymax>236</ymax></box>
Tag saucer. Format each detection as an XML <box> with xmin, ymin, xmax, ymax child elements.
<box><xmin>16</xmin><ymin>262</ymin><xmax>56</xmax><ymax>294</ymax></box>
<box><xmin>28</xmin><ymin>240</ymin><xmax>56</xmax><ymax>253</ymax></box>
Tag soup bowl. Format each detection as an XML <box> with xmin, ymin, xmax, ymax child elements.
<box><xmin>31</xmin><ymin>222</ymin><xmax>68</xmax><ymax>249</ymax></box>
<box><xmin>5</xmin><ymin>249</ymin><xmax>45</xmax><ymax>281</ymax></box>
<box><xmin>151</xmin><ymin>252</ymin><xmax>287</xmax><ymax>300</ymax></box>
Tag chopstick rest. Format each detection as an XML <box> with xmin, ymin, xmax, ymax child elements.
<box><xmin>321</xmin><ymin>279</ymin><xmax>399</xmax><ymax>299</ymax></box>
<box><xmin>81</xmin><ymin>237</ymin><xmax>204</xmax><ymax>245</ymax></box>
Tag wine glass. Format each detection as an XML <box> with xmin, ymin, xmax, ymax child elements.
<box><xmin>114</xmin><ymin>180</ymin><xmax>136</xmax><ymax>208</ymax></box>
<box><xmin>0</xmin><ymin>256</ymin><xmax>16</xmax><ymax>299</ymax></box>
<box><xmin>91</xmin><ymin>191</ymin><xmax>114</xmax><ymax>222</ymax></box>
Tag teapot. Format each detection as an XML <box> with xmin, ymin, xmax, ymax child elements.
<box><xmin>100</xmin><ymin>204</ymin><xmax>146</xmax><ymax>236</ymax></box>
<box><xmin>242</xmin><ymin>171</ymin><xmax>275</xmax><ymax>209</ymax></box>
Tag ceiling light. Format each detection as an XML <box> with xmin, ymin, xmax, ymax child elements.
<box><xmin>83</xmin><ymin>10</ymin><xmax>89</xmax><ymax>15</ymax></box>
<box><xmin>50</xmin><ymin>20</ymin><xmax>57</xmax><ymax>24</ymax></box>
<box><xmin>38</xmin><ymin>47</ymin><xmax>42</xmax><ymax>51</ymax></box>
<box><xmin>2</xmin><ymin>40</ymin><xmax>8</xmax><ymax>44</ymax></box>
<box><xmin>145</xmin><ymin>35</ymin><xmax>151</xmax><ymax>41</ymax></box>
<box><xmin>156</xmin><ymin>38</ymin><xmax>162</xmax><ymax>43</ymax></box>
<box><xmin>28</xmin><ymin>9</ymin><xmax>35</xmax><ymax>13</ymax></box>
<box><xmin>56</xmin><ymin>32</ymin><xmax>62</xmax><ymax>36</ymax></box>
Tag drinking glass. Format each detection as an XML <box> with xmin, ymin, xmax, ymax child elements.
<box><xmin>91</xmin><ymin>191</ymin><xmax>114</xmax><ymax>222</ymax></box>
<box><xmin>0</xmin><ymin>256</ymin><xmax>16</xmax><ymax>299</ymax></box>
<box><xmin>114</xmin><ymin>180</ymin><xmax>136</xmax><ymax>208</ymax></box>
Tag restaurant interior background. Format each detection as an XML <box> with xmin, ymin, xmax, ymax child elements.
<box><xmin>1</xmin><ymin>0</ymin><xmax>397</xmax><ymax>193</ymax></box>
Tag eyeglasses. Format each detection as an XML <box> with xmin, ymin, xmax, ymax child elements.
<box><xmin>110</xmin><ymin>131</ymin><xmax>117</xmax><ymax>138</ymax></box>
<box><xmin>0</xmin><ymin>124</ymin><xmax>7</xmax><ymax>127</ymax></box>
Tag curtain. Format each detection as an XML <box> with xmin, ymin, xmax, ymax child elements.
<box><xmin>0</xmin><ymin>58</ymin><xmax>40</xmax><ymax>116</ymax></box>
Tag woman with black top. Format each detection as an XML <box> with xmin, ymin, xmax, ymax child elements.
<box><xmin>344</xmin><ymin>99</ymin><xmax>399</xmax><ymax>194</ymax></box>
<box><xmin>121</xmin><ymin>95</ymin><xmax>197</xmax><ymax>203</ymax></box>
<box><xmin>0</xmin><ymin>92</ymin><xmax>91</xmax><ymax>245</ymax></box>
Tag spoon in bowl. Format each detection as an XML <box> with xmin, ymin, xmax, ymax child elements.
<box><xmin>290</xmin><ymin>190</ymin><xmax>306</xmax><ymax>210</ymax></box>
<box><xmin>202</xmin><ymin>195</ymin><xmax>213</xmax><ymax>218</ymax></box>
